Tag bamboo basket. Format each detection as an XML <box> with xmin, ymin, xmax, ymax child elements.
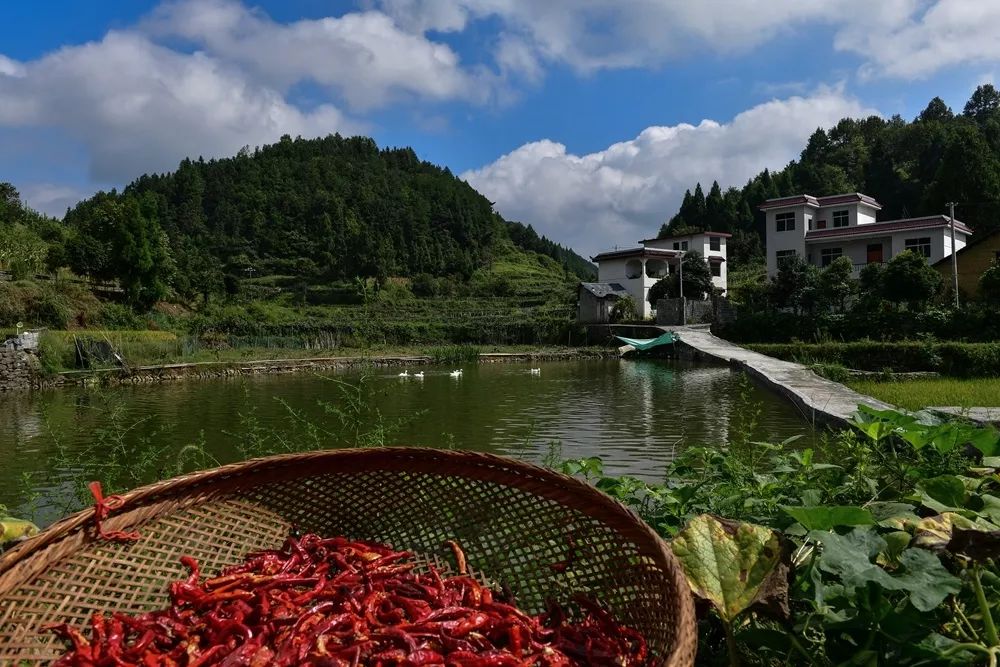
<box><xmin>0</xmin><ymin>448</ymin><xmax>697</xmax><ymax>665</ymax></box>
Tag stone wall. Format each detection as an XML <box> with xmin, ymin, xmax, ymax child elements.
<box><xmin>655</xmin><ymin>296</ymin><xmax>737</xmax><ymax>326</ymax></box>
<box><xmin>0</xmin><ymin>348</ymin><xmax>43</xmax><ymax>391</ymax></box>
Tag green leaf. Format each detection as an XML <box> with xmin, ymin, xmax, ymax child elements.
<box><xmin>782</xmin><ymin>505</ymin><xmax>874</xmax><ymax>531</ymax></box>
<box><xmin>671</xmin><ymin>515</ymin><xmax>790</xmax><ymax>623</ymax></box>
<box><xmin>897</xmin><ymin>549</ymin><xmax>962</xmax><ymax>612</ymax></box>
<box><xmin>809</xmin><ymin>529</ymin><xmax>960</xmax><ymax>612</ymax></box>
<box><xmin>915</xmin><ymin>475</ymin><xmax>968</xmax><ymax>512</ymax></box>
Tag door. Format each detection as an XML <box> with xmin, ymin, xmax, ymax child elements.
<box><xmin>867</xmin><ymin>243</ymin><xmax>883</xmax><ymax>264</ymax></box>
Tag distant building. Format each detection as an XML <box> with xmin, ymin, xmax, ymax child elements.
<box><xmin>590</xmin><ymin>231</ymin><xmax>729</xmax><ymax>320</ymax></box>
<box><xmin>932</xmin><ymin>228</ymin><xmax>1000</xmax><ymax>299</ymax></box>
<box><xmin>760</xmin><ymin>192</ymin><xmax>971</xmax><ymax>277</ymax></box>
<box><xmin>577</xmin><ymin>282</ymin><xmax>631</xmax><ymax>324</ymax></box>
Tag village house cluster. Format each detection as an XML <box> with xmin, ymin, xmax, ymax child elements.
<box><xmin>580</xmin><ymin>191</ymin><xmax>996</xmax><ymax>324</ymax></box>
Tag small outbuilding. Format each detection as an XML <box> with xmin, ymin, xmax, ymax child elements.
<box><xmin>932</xmin><ymin>227</ymin><xmax>1000</xmax><ymax>299</ymax></box>
<box><xmin>577</xmin><ymin>282</ymin><xmax>631</xmax><ymax>324</ymax></box>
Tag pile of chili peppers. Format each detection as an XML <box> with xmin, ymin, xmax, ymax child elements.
<box><xmin>49</xmin><ymin>533</ymin><xmax>650</xmax><ymax>666</ymax></box>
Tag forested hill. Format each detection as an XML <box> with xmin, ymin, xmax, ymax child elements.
<box><xmin>661</xmin><ymin>85</ymin><xmax>1000</xmax><ymax>264</ymax></box>
<box><xmin>61</xmin><ymin>134</ymin><xmax>593</xmax><ymax>301</ymax></box>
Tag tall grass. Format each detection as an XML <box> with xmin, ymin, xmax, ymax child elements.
<box><xmin>846</xmin><ymin>377</ymin><xmax>1000</xmax><ymax>411</ymax></box>
<box><xmin>425</xmin><ymin>345</ymin><xmax>482</xmax><ymax>364</ymax></box>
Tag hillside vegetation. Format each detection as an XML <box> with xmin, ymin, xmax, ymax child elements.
<box><xmin>0</xmin><ymin>137</ymin><xmax>595</xmax><ymax>357</ymax></box>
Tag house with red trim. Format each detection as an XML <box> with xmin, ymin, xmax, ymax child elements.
<box><xmin>589</xmin><ymin>231</ymin><xmax>730</xmax><ymax>319</ymax></box>
<box><xmin>760</xmin><ymin>192</ymin><xmax>971</xmax><ymax>277</ymax></box>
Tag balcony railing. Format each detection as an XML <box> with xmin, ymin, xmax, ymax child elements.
<box><xmin>851</xmin><ymin>261</ymin><xmax>884</xmax><ymax>275</ymax></box>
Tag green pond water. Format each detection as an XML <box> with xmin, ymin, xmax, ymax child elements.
<box><xmin>0</xmin><ymin>358</ymin><xmax>817</xmax><ymax>525</ymax></box>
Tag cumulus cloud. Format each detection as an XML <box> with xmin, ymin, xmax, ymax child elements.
<box><xmin>838</xmin><ymin>0</ymin><xmax>1000</xmax><ymax>80</ymax></box>
<box><xmin>378</xmin><ymin>0</ymin><xmax>1000</xmax><ymax>81</ymax></box>
<box><xmin>146</xmin><ymin>0</ymin><xmax>491</xmax><ymax>109</ymax></box>
<box><xmin>462</xmin><ymin>88</ymin><xmax>877</xmax><ymax>257</ymax></box>
<box><xmin>0</xmin><ymin>31</ymin><xmax>356</xmax><ymax>183</ymax></box>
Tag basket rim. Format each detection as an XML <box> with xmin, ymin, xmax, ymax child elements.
<box><xmin>0</xmin><ymin>447</ymin><xmax>697</xmax><ymax>665</ymax></box>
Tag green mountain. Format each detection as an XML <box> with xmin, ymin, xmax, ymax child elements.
<box><xmin>57</xmin><ymin>134</ymin><xmax>593</xmax><ymax>307</ymax></box>
<box><xmin>661</xmin><ymin>85</ymin><xmax>1000</xmax><ymax>266</ymax></box>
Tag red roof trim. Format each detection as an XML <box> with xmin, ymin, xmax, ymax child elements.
<box><xmin>805</xmin><ymin>216</ymin><xmax>973</xmax><ymax>240</ymax></box>
<box><xmin>759</xmin><ymin>192</ymin><xmax>883</xmax><ymax>211</ymax></box>
<box><xmin>707</xmin><ymin>256</ymin><xmax>726</xmax><ymax>263</ymax></box>
<box><xmin>758</xmin><ymin>195</ymin><xmax>819</xmax><ymax>210</ymax></box>
<box><xmin>591</xmin><ymin>247</ymin><xmax>681</xmax><ymax>262</ymax></box>
<box><xmin>639</xmin><ymin>231</ymin><xmax>732</xmax><ymax>243</ymax></box>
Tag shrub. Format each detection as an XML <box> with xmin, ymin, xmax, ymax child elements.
<box><xmin>609</xmin><ymin>296</ymin><xmax>638</xmax><ymax>323</ymax></box>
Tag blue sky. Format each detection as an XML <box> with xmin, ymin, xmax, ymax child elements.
<box><xmin>2</xmin><ymin>0</ymin><xmax>998</xmax><ymax>255</ymax></box>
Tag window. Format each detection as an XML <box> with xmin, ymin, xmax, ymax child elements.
<box><xmin>672</xmin><ymin>242</ymin><xmax>679</xmax><ymax>250</ymax></box>
<box><xmin>681</xmin><ymin>241</ymin><xmax>689</xmax><ymax>251</ymax></box>
<box><xmin>832</xmin><ymin>210</ymin><xmax>849</xmax><ymax>228</ymax></box>
<box><xmin>820</xmin><ymin>247</ymin><xmax>843</xmax><ymax>267</ymax></box>
<box><xmin>815</xmin><ymin>219</ymin><xmax>827</xmax><ymax>229</ymax></box>
<box><xmin>710</xmin><ymin>236</ymin><xmax>721</xmax><ymax>251</ymax></box>
<box><xmin>711</xmin><ymin>263</ymin><xmax>721</xmax><ymax>277</ymax></box>
<box><xmin>904</xmin><ymin>237</ymin><xmax>932</xmax><ymax>258</ymax></box>
<box><xmin>775</xmin><ymin>249</ymin><xmax>796</xmax><ymax>266</ymax></box>
<box><xmin>776</xmin><ymin>212</ymin><xmax>795</xmax><ymax>232</ymax></box>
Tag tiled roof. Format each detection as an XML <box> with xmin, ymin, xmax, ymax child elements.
<box><xmin>759</xmin><ymin>192</ymin><xmax>883</xmax><ymax>211</ymax></box>
<box><xmin>579</xmin><ymin>282</ymin><xmax>631</xmax><ymax>299</ymax></box>
<box><xmin>639</xmin><ymin>231</ymin><xmax>732</xmax><ymax>243</ymax></box>
<box><xmin>591</xmin><ymin>247</ymin><xmax>679</xmax><ymax>262</ymax></box>
<box><xmin>805</xmin><ymin>215</ymin><xmax>972</xmax><ymax>241</ymax></box>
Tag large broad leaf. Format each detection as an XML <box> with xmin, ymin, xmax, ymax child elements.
<box><xmin>671</xmin><ymin>515</ymin><xmax>790</xmax><ymax>623</ymax></box>
<box><xmin>782</xmin><ymin>505</ymin><xmax>874</xmax><ymax>531</ymax></box>
<box><xmin>915</xmin><ymin>476</ymin><xmax>968</xmax><ymax>512</ymax></box>
<box><xmin>810</xmin><ymin>528</ymin><xmax>960</xmax><ymax>612</ymax></box>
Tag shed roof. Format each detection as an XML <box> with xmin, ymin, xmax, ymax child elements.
<box><xmin>579</xmin><ymin>282</ymin><xmax>630</xmax><ymax>299</ymax></box>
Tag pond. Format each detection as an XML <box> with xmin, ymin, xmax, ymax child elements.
<box><xmin>0</xmin><ymin>358</ymin><xmax>817</xmax><ymax>525</ymax></box>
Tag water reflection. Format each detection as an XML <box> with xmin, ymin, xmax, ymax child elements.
<box><xmin>0</xmin><ymin>358</ymin><xmax>816</xmax><ymax>522</ymax></box>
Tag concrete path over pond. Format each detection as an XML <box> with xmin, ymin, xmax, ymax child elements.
<box><xmin>668</xmin><ymin>326</ymin><xmax>893</xmax><ymax>429</ymax></box>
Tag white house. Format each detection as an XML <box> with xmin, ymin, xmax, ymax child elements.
<box><xmin>760</xmin><ymin>192</ymin><xmax>972</xmax><ymax>277</ymax></box>
<box><xmin>590</xmin><ymin>231</ymin><xmax>730</xmax><ymax>319</ymax></box>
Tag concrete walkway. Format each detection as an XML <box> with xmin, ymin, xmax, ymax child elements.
<box><xmin>669</xmin><ymin>326</ymin><xmax>893</xmax><ymax>429</ymax></box>
<box><xmin>928</xmin><ymin>407</ymin><xmax>1000</xmax><ymax>427</ymax></box>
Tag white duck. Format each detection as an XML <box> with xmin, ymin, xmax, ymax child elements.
<box><xmin>398</xmin><ymin>370</ymin><xmax>410</xmax><ymax>377</ymax></box>
<box><xmin>530</xmin><ymin>368</ymin><xmax>541</xmax><ymax>375</ymax></box>
<box><xmin>413</xmin><ymin>371</ymin><xmax>425</xmax><ymax>379</ymax></box>
<box><xmin>449</xmin><ymin>369</ymin><xmax>463</xmax><ymax>377</ymax></box>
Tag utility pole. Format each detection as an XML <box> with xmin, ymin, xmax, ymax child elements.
<box><xmin>947</xmin><ymin>202</ymin><xmax>959</xmax><ymax>308</ymax></box>
<box><xmin>678</xmin><ymin>251</ymin><xmax>686</xmax><ymax>326</ymax></box>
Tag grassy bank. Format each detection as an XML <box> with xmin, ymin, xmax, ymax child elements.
<box><xmin>36</xmin><ymin>330</ymin><xmax>608</xmax><ymax>374</ymax></box>
<box><xmin>747</xmin><ymin>340</ymin><xmax>1000</xmax><ymax>377</ymax></box>
<box><xmin>847</xmin><ymin>376</ymin><xmax>1000</xmax><ymax>410</ymax></box>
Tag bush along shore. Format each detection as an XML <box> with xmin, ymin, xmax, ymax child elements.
<box><xmin>556</xmin><ymin>405</ymin><xmax>1000</xmax><ymax>665</ymax></box>
<box><xmin>4</xmin><ymin>373</ymin><xmax>1000</xmax><ymax>666</ymax></box>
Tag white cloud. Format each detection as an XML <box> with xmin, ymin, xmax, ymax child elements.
<box><xmin>0</xmin><ymin>31</ymin><xmax>356</xmax><ymax>183</ymax></box>
<box><xmin>377</xmin><ymin>0</ymin><xmax>903</xmax><ymax>75</ymax></box>
<box><xmin>146</xmin><ymin>0</ymin><xmax>492</xmax><ymax>109</ymax></box>
<box><xmin>839</xmin><ymin>0</ymin><xmax>1000</xmax><ymax>80</ymax></box>
<box><xmin>462</xmin><ymin>88</ymin><xmax>877</xmax><ymax>257</ymax></box>
<box><xmin>378</xmin><ymin>0</ymin><xmax>1000</xmax><ymax>81</ymax></box>
<box><xmin>19</xmin><ymin>184</ymin><xmax>89</xmax><ymax>218</ymax></box>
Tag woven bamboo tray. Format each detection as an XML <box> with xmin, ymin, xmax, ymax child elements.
<box><xmin>0</xmin><ymin>448</ymin><xmax>696</xmax><ymax>665</ymax></box>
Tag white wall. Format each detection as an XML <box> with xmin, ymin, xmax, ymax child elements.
<box><xmin>596</xmin><ymin>257</ymin><xmax>654</xmax><ymax>319</ymax></box>
<box><xmin>765</xmin><ymin>205</ymin><xmax>808</xmax><ymax>276</ymax></box>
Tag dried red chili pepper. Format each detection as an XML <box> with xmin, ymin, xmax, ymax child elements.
<box><xmin>50</xmin><ymin>533</ymin><xmax>649</xmax><ymax>666</ymax></box>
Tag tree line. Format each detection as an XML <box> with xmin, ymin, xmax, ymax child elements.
<box><xmin>3</xmin><ymin>135</ymin><xmax>595</xmax><ymax>310</ymax></box>
<box><xmin>661</xmin><ymin>85</ymin><xmax>1000</xmax><ymax>265</ymax></box>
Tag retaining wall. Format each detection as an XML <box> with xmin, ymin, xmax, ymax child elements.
<box><xmin>0</xmin><ymin>348</ymin><xmax>45</xmax><ymax>391</ymax></box>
